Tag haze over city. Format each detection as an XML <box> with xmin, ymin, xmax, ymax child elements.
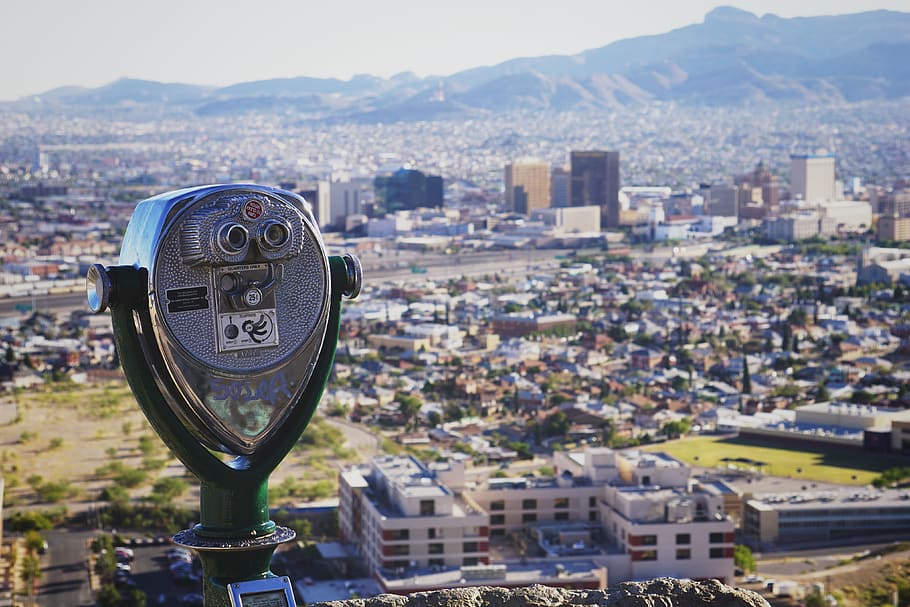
<box><xmin>2</xmin><ymin>2</ymin><xmax>910</xmax><ymax>606</ymax></box>
<box><xmin>2</xmin><ymin>0</ymin><xmax>910</xmax><ymax>100</ymax></box>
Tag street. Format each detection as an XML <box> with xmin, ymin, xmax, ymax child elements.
<box><xmin>38</xmin><ymin>529</ymin><xmax>95</xmax><ymax>607</ymax></box>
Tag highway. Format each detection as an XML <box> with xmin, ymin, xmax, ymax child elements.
<box><xmin>0</xmin><ymin>243</ymin><xmax>717</xmax><ymax>318</ymax></box>
<box><xmin>0</xmin><ymin>249</ymin><xmax>567</xmax><ymax>317</ymax></box>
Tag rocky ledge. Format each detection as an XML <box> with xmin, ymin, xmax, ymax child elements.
<box><xmin>314</xmin><ymin>579</ymin><xmax>769</xmax><ymax>607</ymax></box>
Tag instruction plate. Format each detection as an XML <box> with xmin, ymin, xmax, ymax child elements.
<box><xmin>217</xmin><ymin>309</ymin><xmax>279</xmax><ymax>352</ymax></box>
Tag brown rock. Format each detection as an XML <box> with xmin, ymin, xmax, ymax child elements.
<box><xmin>314</xmin><ymin>579</ymin><xmax>769</xmax><ymax>607</ymax></box>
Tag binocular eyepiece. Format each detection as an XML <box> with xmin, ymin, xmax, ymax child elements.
<box><xmin>88</xmin><ymin>184</ymin><xmax>361</xmax><ymax>456</ymax></box>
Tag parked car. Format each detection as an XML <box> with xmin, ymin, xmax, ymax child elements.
<box><xmin>114</xmin><ymin>547</ymin><xmax>135</xmax><ymax>561</ymax></box>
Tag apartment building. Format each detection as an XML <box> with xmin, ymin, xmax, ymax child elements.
<box><xmin>338</xmin><ymin>456</ymin><xmax>490</xmax><ymax>577</ymax></box>
<box><xmin>339</xmin><ymin>448</ymin><xmax>734</xmax><ymax>589</ymax></box>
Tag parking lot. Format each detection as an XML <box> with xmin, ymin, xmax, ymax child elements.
<box><xmin>118</xmin><ymin>543</ymin><xmax>203</xmax><ymax>605</ymax></box>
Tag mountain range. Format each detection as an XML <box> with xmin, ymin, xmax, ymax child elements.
<box><xmin>10</xmin><ymin>6</ymin><xmax>910</xmax><ymax>122</ymax></box>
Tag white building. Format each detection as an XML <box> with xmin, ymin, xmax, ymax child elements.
<box><xmin>340</xmin><ymin>448</ymin><xmax>734</xmax><ymax>591</ymax></box>
<box><xmin>329</xmin><ymin>178</ymin><xmax>370</xmax><ymax>228</ymax></box>
<box><xmin>531</xmin><ymin>206</ymin><xmax>601</xmax><ymax>234</ymax></box>
<box><xmin>790</xmin><ymin>154</ymin><xmax>836</xmax><ymax>202</ymax></box>
<box><xmin>339</xmin><ymin>457</ymin><xmax>489</xmax><ymax>578</ymax></box>
<box><xmin>819</xmin><ymin>199</ymin><xmax>872</xmax><ymax>232</ymax></box>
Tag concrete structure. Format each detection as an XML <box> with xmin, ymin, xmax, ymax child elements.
<box><xmin>795</xmin><ymin>402</ymin><xmax>910</xmax><ymax>431</ymax></box>
<box><xmin>878</xmin><ymin>216</ymin><xmax>910</xmax><ymax>242</ymax></box>
<box><xmin>763</xmin><ymin>213</ymin><xmax>837</xmax><ymax>242</ymax></box>
<box><xmin>878</xmin><ymin>189</ymin><xmax>910</xmax><ymax>217</ymax></box>
<box><xmin>857</xmin><ymin>246</ymin><xmax>910</xmax><ymax>284</ymax></box>
<box><xmin>338</xmin><ymin>448</ymin><xmax>734</xmax><ymax>594</ymax></box>
<box><xmin>338</xmin><ymin>456</ymin><xmax>490</xmax><ymax>578</ymax></box>
<box><xmin>551</xmin><ymin>167</ymin><xmax>570</xmax><ymax>208</ymax></box>
<box><xmin>505</xmin><ymin>161</ymin><xmax>551</xmax><ymax>215</ymax></box>
<box><xmin>531</xmin><ymin>206</ymin><xmax>601</xmax><ymax>234</ymax></box>
<box><xmin>299</xmin><ymin>181</ymin><xmax>332</xmax><ymax>229</ymax></box>
<box><xmin>570</xmin><ymin>151</ymin><xmax>620</xmax><ymax>228</ymax></box>
<box><xmin>818</xmin><ymin>199</ymin><xmax>872</xmax><ymax>232</ymax></box>
<box><xmin>744</xmin><ymin>487</ymin><xmax>910</xmax><ymax>547</ymax></box>
<box><xmin>330</xmin><ymin>179</ymin><xmax>368</xmax><ymax>228</ymax></box>
<box><xmin>790</xmin><ymin>154</ymin><xmax>836</xmax><ymax>202</ymax></box>
<box><xmin>857</xmin><ymin>258</ymin><xmax>910</xmax><ymax>285</ymax></box>
<box><xmin>700</xmin><ymin>185</ymin><xmax>741</xmax><ymax>218</ymax></box>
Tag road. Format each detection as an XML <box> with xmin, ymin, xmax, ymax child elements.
<box><xmin>38</xmin><ymin>529</ymin><xmax>95</xmax><ymax>607</ymax></box>
<box><xmin>0</xmin><ymin>242</ymin><xmax>731</xmax><ymax>318</ymax></box>
<box><xmin>0</xmin><ymin>248</ymin><xmax>567</xmax><ymax>317</ymax></box>
<box><xmin>326</xmin><ymin>418</ymin><xmax>381</xmax><ymax>457</ymax></box>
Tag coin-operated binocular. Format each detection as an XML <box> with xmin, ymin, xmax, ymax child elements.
<box><xmin>87</xmin><ymin>184</ymin><xmax>361</xmax><ymax>607</ymax></box>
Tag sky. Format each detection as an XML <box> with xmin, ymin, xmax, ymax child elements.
<box><xmin>2</xmin><ymin>0</ymin><xmax>908</xmax><ymax>101</ymax></box>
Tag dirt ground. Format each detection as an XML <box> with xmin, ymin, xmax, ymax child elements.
<box><xmin>0</xmin><ymin>380</ymin><xmax>376</xmax><ymax>514</ymax></box>
<box><xmin>747</xmin><ymin>545</ymin><xmax>910</xmax><ymax>606</ymax></box>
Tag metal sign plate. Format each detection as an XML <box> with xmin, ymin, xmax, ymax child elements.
<box><xmin>228</xmin><ymin>576</ymin><xmax>296</xmax><ymax>607</ymax></box>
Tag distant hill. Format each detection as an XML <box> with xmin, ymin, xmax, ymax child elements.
<box><xmin>8</xmin><ymin>7</ymin><xmax>910</xmax><ymax>121</ymax></box>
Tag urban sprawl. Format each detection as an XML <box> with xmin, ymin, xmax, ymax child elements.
<box><xmin>1</xmin><ymin>104</ymin><xmax>910</xmax><ymax>605</ymax></box>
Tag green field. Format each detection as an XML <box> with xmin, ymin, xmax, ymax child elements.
<box><xmin>642</xmin><ymin>435</ymin><xmax>906</xmax><ymax>485</ymax></box>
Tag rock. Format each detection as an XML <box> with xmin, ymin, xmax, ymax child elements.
<box><xmin>313</xmin><ymin>579</ymin><xmax>770</xmax><ymax>607</ymax></box>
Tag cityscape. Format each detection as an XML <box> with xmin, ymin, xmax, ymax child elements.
<box><xmin>1</xmin><ymin>5</ymin><xmax>910</xmax><ymax>607</ymax></box>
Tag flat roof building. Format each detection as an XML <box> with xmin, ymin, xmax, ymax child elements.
<box><xmin>339</xmin><ymin>448</ymin><xmax>734</xmax><ymax>593</ymax></box>
<box><xmin>505</xmin><ymin>161</ymin><xmax>551</xmax><ymax>215</ymax></box>
<box><xmin>744</xmin><ymin>488</ymin><xmax>910</xmax><ymax>548</ymax></box>
<box><xmin>790</xmin><ymin>154</ymin><xmax>836</xmax><ymax>202</ymax></box>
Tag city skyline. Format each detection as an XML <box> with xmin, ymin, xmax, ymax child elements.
<box><xmin>2</xmin><ymin>0</ymin><xmax>909</xmax><ymax>102</ymax></box>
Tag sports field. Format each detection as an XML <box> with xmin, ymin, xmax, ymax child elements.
<box><xmin>641</xmin><ymin>435</ymin><xmax>906</xmax><ymax>485</ymax></box>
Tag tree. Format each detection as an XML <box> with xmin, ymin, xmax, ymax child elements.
<box><xmin>96</xmin><ymin>584</ymin><xmax>121</xmax><ymax>607</ymax></box>
<box><xmin>150</xmin><ymin>477</ymin><xmax>188</xmax><ymax>504</ymax></box>
<box><xmin>851</xmin><ymin>390</ymin><xmax>873</xmax><ymax>404</ymax></box>
<box><xmin>395</xmin><ymin>392</ymin><xmax>423</xmax><ymax>430</ymax></box>
<box><xmin>426</xmin><ymin>410</ymin><xmax>442</xmax><ymax>427</ymax></box>
<box><xmin>780</xmin><ymin>323</ymin><xmax>792</xmax><ymax>352</ymax></box>
<box><xmin>660</xmin><ymin>419</ymin><xmax>691</xmax><ymax>439</ymax></box>
<box><xmin>21</xmin><ymin>554</ymin><xmax>41</xmax><ymax>606</ymax></box>
<box><xmin>128</xmin><ymin>588</ymin><xmax>148</xmax><ymax>607</ymax></box>
<box><xmin>24</xmin><ymin>531</ymin><xmax>45</xmax><ymax>554</ymax></box>
<box><xmin>741</xmin><ymin>356</ymin><xmax>752</xmax><ymax>395</ymax></box>
<box><xmin>788</xmin><ymin>307</ymin><xmax>809</xmax><ymax>326</ymax></box>
<box><xmin>542</xmin><ymin>411</ymin><xmax>570</xmax><ymax>439</ymax></box>
<box><xmin>733</xmin><ymin>544</ymin><xmax>755</xmax><ymax>574</ymax></box>
<box><xmin>815</xmin><ymin>384</ymin><xmax>830</xmax><ymax>403</ymax></box>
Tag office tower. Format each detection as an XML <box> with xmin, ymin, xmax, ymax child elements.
<box><xmin>374</xmin><ymin>167</ymin><xmax>444</xmax><ymax>214</ymax></box>
<box><xmin>879</xmin><ymin>190</ymin><xmax>910</xmax><ymax>217</ymax></box>
<box><xmin>329</xmin><ymin>178</ymin><xmax>366</xmax><ymax>227</ymax></box>
<box><xmin>298</xmin><ymin>181</ymin><xmax>331</xmax><ymax>229</ymax></box>
<box><xmin>570</xmin><ymin>150</ymin><xmax>620</xmax><ymax>228</ymax></box>
<box><xmin>699</xmin><ymin>184</ymin><xmax>741</xmax><ymax>218</ymax></box>
<box><xmin>790</xmin><ymin>154</ymin><xmax>836</xmax><ymax>202</ymax></box>
<box><xmin>504</xmin><ymin>161</ymin><xmax>550</xmax><ymax>214</ymax></box>
<box><xmin>878</xmin><ymin>216</ymin><xmax>910</xmax><ymax>242</ymax></box>
<box><xmin>550</xmin><ymin>167</ymin><xmax>570</xmax><ymax>208</ymax></box>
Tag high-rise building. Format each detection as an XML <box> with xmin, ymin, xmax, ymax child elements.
<box><xmin>570</xmin><ymin>151</ymin><xmax>620</xmax><ymax>228</ymax></box>
<box><xmin>329</xmin><ymin>178</ymin><xmax>367</xmax><ymax>228</ymax></box>
<box><xmin>504</xmin><ymin>161</ymin><xmax>550</xmax><ymax>214</ymax></box>
<box><xmin>879</xmin><ymin>190</ymin><xmax>910</xmax><ymax>217</ymax></box>
<box><xmin>790</xmin><ymin>154</ymin><xmax>836</xmax><ymax>202</ymax></box>
<box><xmin>298</xmin><ymin>181</ymin><xmax>331</xmax><ymax>228</ymax></box>
<box><xmin>878</xmin><ymin>216</ymin><xmax>910</xmax><ymax>242</ymax></box>
<box><xmin>550</xmin><ymin>167</ymin><xmax>570</xmax><ymax>208</ymax></box>
<box><xmin>374</xmin><ymin>168</ymin><xmax>444</xmax><ymax>214</ymax></box>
